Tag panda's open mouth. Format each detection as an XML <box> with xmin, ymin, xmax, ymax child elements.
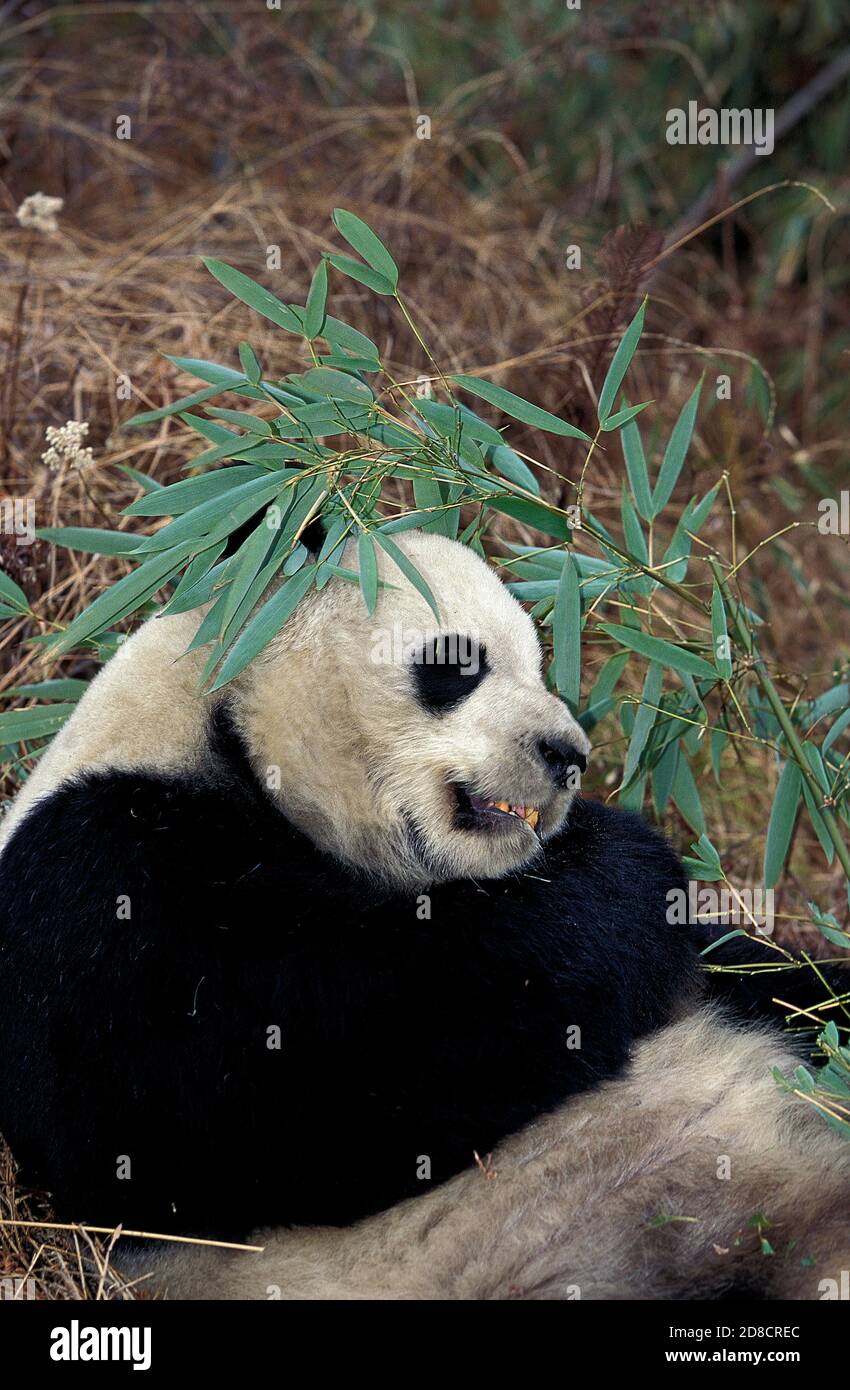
<box><xmin>450</xmin><ymin>781</ymin><xmax>541</xmax><ymax>834</ymax></box>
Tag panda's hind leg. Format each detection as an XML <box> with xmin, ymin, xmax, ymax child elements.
<box><xmin>120</xmin><ymin>1008</ymin><xmax>850</xmax><ymax>1301</ymax></box>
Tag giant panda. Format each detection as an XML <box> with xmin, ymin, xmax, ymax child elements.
<box><xmin>0</xmin><ymin>529</ymin><xmax>847</xmax><ymax>1300</ymax></box>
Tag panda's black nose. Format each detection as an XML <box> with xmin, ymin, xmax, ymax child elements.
<box><xmin>538</xmin><ymin>737</ymin><xmax>587</xmax><ymax>786</ymax></box>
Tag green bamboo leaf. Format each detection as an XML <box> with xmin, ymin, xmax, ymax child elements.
<box><xmin>700</xmin><ymin>929</ymin><xmax>749</xmax><ymax>956</ymax></box>
<box><xmin>196</xmin><ymin>539</ymin><xmax>292</xmax><ymax>668</ymax></box>
<box><xmin>55</xmin><ymin>543</ymin><xmax>194</xmax><ymax>653</ymax></box>
<box><xmin>0</xmin><ymin>703</ymin><xmax>76</xmax><ymax>745</ymax></box>
<box><xmin>160</xmin><ymin>358</ymin><xmax>303</xmax><ymax>418</ymax></box>
<box><xmin>218</xmin><ymin>517</ymin><xmax>276</xmax><ymax>634</ymax></box>
<box><xmin>125</xmin><ymin>465</ymin><xmax>270</xmax><ymax>517</ymax></box>
<box><xmin>185</xmin><ymin>589</ymin><xmax>230</xmax><ymax>657</ymax></box>
<box><xmin>206</xmin><ymin>407</ymin><xmax>272</xmax><ymax>435</ymax></box>
<box><xmin>274</xmin><ymin>406</ymin><xmax>374</xmax><ymax>442</ymax></box>
<box><xmin>164</xmin><ymin>558</ymin><xmax>228</xmax><ymax>617</ymax></box>
<box><xmin>163</xmin><ymin>543</ymin><xmax>227</xmax><ymax>615</ymax></box>
<box><xmin>598</xmin><ymin>624</ymin><xmax>718</xmax><ymax>681</ymax></box>
<box><xmin>652</xmin><ymin>738</ymin><xmax>679</xmax><ymax>816</ymax></box>
<box><xmin>413</xmin><ymin>478</ymin><xmax>462</xmax><ymax>539</ymax></box>
<box><xmin>618</xmin><ymin>770</ymin><xmax>647</xmax><ymax>812</ymax></box>
<box><xmin>620</xmin><ymin>408</ymin><xmax>653</xmax><ymax>520</ymax></box>
<box><xmin>116</xmin><ymin>464</ymin><xmax>164</xmax><ymax>493</ymax></box>
<box><xmin>620</xmin><ymin>487</ymin><xmax>648</xmax><ymax>564</ymax></box>
<box><xmin>711</xmin><ymin>582</ymin><xmax>733</xmax><ymax>680</ymax></box>
<box><xmin>283</xmin><ymin>543</ymin><xmax>309</xmax><ymax>576</ymax></box>
<box><xmin>671</xmin><ymin>754</ymin><xmax>705</xmax><ymax>834</ymax></box>
<box><xmin>553</xmin><ymin>553</ymin><xmax>581</xmax><ymax>706</ymax></box>
<box><xmin>507</xmin><ymin>579</ymin><xmax>557</xmax><ymax>601</ymax></box>
<box><xmin>824</xmin><ymin>707</ymin><xmax>850</xmax><ymax>755</ymax></box>
<box><xmin>271</xmin><ymin>472</ymin><xmax>327</xmax><ymax>552</ymax></box>
<box><xmin>180</xmin><ymin>413</ymin><xmax>244</xmax><ymax>447</ymax></box>
<box><xmin>801</xmin><ymin>778</ymin><xmax>835</xmax><ymax>866</ymax></box>
<box><xmin>412</xmin><ymin>477</ymin><xmax>447</xmax><ymax>533</ymax></box>
<box><xmin>803</xmin><ymin>682</ymin><xmax>850</xmax><ymax>730</ymax></box>
<box><xmin>456</xmin><ymin>404</ymin><xmax>505</xmax><ymax>446</ymax></box>
<box><xmin>164</xmin><ymin>356</ymin><xmax>250</xmax><ymax>388</ymax></box>
<box><xmin>36</xmin><ymin>527</ymin><xmax>143</xmax><ymax>556</ymax></box>
<box><xmin>586</xmin><ymin>649</ymin><xmax>629</xmax><ymax>708</ymax></box>
<box><xmin>710</xmin><ymin>726</ymin><xmax>726</xmax><ymax>783</ymax></box>
<box><xmin>318</xmin><ymin>353</ymin><xmax>382</xmax><ymax>373</ymax></box>
<box><xmin>162</xmin><ymin>358</ymin><xmax>301</xmax><ymax>413</ymax></box>
<box><xmin>693</xmin><ymin>833</ymin><xmax>722</xmax><ymax>870</ymax></box>
<box><xmin>315</xmin><ymin>516</ymin><xmax>351</xmax><ymax>591</ymax></box>
<box><xmin>125</xmin><ymin>384</ymin><xmax>234</xmax><ymax>427</ymax></box>
<box><xmin>489</xmin><ymin>444</ymin><xmax>540</xmax><ymax>495</ymax></box>
<box><xmin>325</xmin><ymin>565</ymin><xmax>398</xmax><ymax>590</ymax></box>
<box><xmin>764</xmin><ymin>761</ymin><xmax>802</xmax><ymax>888</ymax></box>
<box><xmin>332</xmin><ymin>209</ymin><xmax>399</xmax><ymax>288</ymax></box>
<box><xmin>651</xmin><ymin>376</ymin><xmax>703</xmax><ymax>518</ymax></box>
<box><xmin>298</xmin><ymin>367</ymin><xmax>374</xmax><ymax>403</ymax></box>
<box><xmin>179</xmin><ymin>439</ymin><xmax>255</xmax><ymax>471</ymax></box>
<box><xmin>208</xmin><ymin>565</ymin><xmax>317</xmax><ymax>691</ymax></box>
<box><xmin>484</xmin><ymin>495</ymin><xmax>572</xmax><ymax>541</ymax></box>
<box><xmin>816</xmin><ymin>921</ymin><xmax>850</xmax><ymax>949</ymax></box>
<box><xmin>304</xmin><ymin>259</ymin><xmax>329</xmax><ymax>339</ymax></box>
<box><xmin>6</xmin><ymin>679</ymin><xmax>88</xmax><ymax>701</ymax></box>
<box><xmin>326</xmin><ymin>254</ymin><xmax>395</xmax><ymax>295</ymax></box>
<box><xmin>238</xmin><ymin>341</ymin><xmax>262</xmax><ymax>385</ymax></box>
<box><xmin>452</xmin><ymin>376</ymin><xmax>591</xmax><ymax>442</ymax></box>
<box><xmin>623</xmin><ymin>662</ymin><xmax>663</xmax><ymax>783</ymax></box>
<box><xmin>379</xmin><ymin>510</ymin><xmax>439</xmax><ymax>536</ymax></box>
<box><xmin>0</xmin><ymin>569</ymin><xmax>31</xmax><ymax>613</ymax></box>
<box><xmin>600</xmin><ymin>401</ymin><xmax>652</xmax><ymax>431</ymax></box>
<box><xmin>217</xmin><ymin>538</ymin><xmax>292</xmax><ymax>651</ymax></box>
<box><xmin>414</xmin><ymin>400</ymin><xmax>504</xmax><ymax>448</ymax></box>
<box><xmin>802</xmin><ymin>741</ymin><xmax>831</xmax><ymax>795</ymax></box>
<box><xmin>358</xmin><ymin>533</ymin><xmax>378</xmax><ymax>615</ymax></box>
<box><xmin>202</xmin><ymin>258</ymin><xmax>303</xmax><ymax>332</ymax></box>
<box><xmin>597</xmin><ymin>300</ymin><xmax>646</xmax><ymax>425</ymax></box>
<box><xmin>374</xmin><ymin>532</ymin><xmax>440</xmax><ymax>622</ymax></box>
<box><xmin>133</xmin><ymin>475</ymin><xmax>287</xmax><ymax>555</ymax></box>
<box><xmin>283</xmin><ymin>309</ymin><xmax>380</xmax><ymax>361</ymax></box>
<box><xmin>661</xmin><ymin>482</ymin><xmax>721</xmax><ymax>583</ymax></box>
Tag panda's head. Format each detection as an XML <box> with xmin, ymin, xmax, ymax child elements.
<box><xmin>234</xmin><ymin>530</ymin><xmax>590</xmax><ymax>889</ymax></box>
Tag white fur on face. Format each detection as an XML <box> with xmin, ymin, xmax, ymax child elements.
<box><xmin>237</xmin><ymin>531</ymin><xmax>590</xmax><ymax>889</ymax></box>
<box><xmin>1</xmin><ymin>530</ymin><xmax>589</xmax><ymax>891</ymax></box>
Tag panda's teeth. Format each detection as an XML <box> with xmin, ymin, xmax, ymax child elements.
<box><xmin>466</xmin><ymin>792</ymin><xmax>540</xmax><ymax>828</ymax></box>
<box><xmin>486</xmin><ymin>799</ymin><xmax>539</xmax><ymax>827</ymax></box>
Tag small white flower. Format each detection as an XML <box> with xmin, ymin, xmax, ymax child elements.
<box><xmin>16</xmin><ymin>192</ymin><xmax>64</xmax><ymax>234</ymax></box>
<box><xmin>42</xmin><ymin>420</ymin><xmax>95</xmax><ymax>473</ymax></box>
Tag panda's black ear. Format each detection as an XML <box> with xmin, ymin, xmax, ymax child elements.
<box><xmin>299</xmin><ymin>515</ymin><xmax>325</xmax><ymax>558</ymax></box>
<box><xmin>220</xmin><ymin>518</ymin><xmax>257</xmax><ymax>560</ymax></box>
<box><xmin>220</xmin><ymin>515</ymin><xmax>326</xmax><ymax>561</ymax></box>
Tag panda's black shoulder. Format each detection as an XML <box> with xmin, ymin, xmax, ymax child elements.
<box><xmin>3</xmin><ymin>764</ymin><xmax>254</xmax><ymax>884</ymax></box>
<box><xmin>527</xmin><ymin>796</ymin><xmax>696</xmax><ymax>1028</ymax></box>
<box><xmin>549</xmin><ymin>795</ymin><xmax>687</xmax><ymax>888</ymax></box>
<box><xmin>0</xmin><ymin>750</ymin><xmax>351</xmax><ymax>955</ymax></box>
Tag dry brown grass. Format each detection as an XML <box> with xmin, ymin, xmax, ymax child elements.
<box><xmin>0</xmin><ymin>1142</ymin><xmax>148</xmax><ymax>1299</ymax></box>
<box><xmin>1</xmin><ymin>3</ymin><xmax>848</xmax><ymax>1298</ymax></box>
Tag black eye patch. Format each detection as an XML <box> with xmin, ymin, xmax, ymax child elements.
<box><xmin>411</xmin><ymin>635</ymin><xmax>489</xmax><ymax>713</ymax></box>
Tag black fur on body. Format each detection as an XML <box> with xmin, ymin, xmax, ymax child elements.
<box><xmin>0</xmin><ymin>708</ymin><xmax>701</xmax><ymax>1239</ymax></box>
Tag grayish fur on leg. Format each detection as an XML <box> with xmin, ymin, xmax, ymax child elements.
<box><xmin>125</xmin><ymin>1009</ymin><xmax>850</xmax><ymax>1301</ymax></box>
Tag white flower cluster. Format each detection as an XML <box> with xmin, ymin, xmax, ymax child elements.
<box><xmin>42</xmin><ymin>420</ymin><xmax>95</xmax><ymax>473</ymax></box>
<box><xmin>16</xmin><ymin>192</ymin><xmax>63</xmax><ymax>234</ymax></box>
